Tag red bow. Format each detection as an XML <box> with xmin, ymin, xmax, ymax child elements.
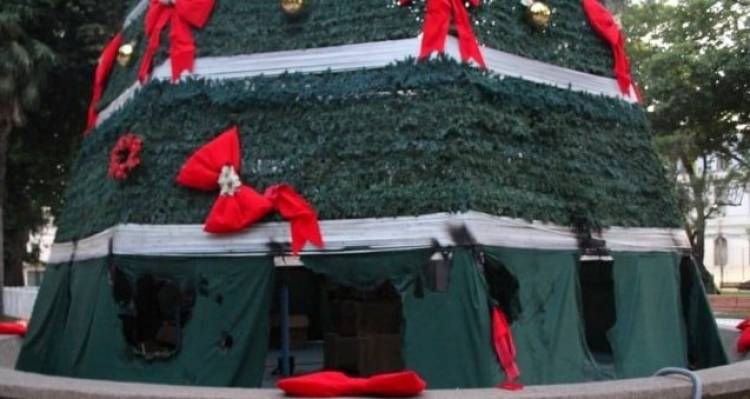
<box><xmin>491</xmin><ymin>307</ymin><xmax>523</xmax><ymax>390</ymax></box>
<box><xmin>737</xmin><ymin>319</ymin><xmax>750</xmax><ymax>353</ymax></box>
<box><xmin>401</xmin><ymin>0</ymin><xmax>486</xmax><ymax>68</ymax></box>
<box><xmin>0</xmin><ymin>319</ymin><xmax>28</xmax><ymax>336</ymax></box>
<box><xmin>85</xmin><ymin>33</ymin><xmax>123</xmax><ymax>132</ymax></box>
<box><xmin>581</xmin><ymin>0</ymin><xmax>638</xmax><ymax>100</ymax></box>
<box><xmin>277</xmin><ymin>371</ymin><xmax>426</xmax><ymax>397</ymax></box>
<box><xmin>138</xmin><ymin>0</ymin><xmax>215</xmax><ymax>83</ymax></box>
<box><xmin>176</xmin><ymin>126</ymin><xmax>324</xmax><ymax>254</ymax></box>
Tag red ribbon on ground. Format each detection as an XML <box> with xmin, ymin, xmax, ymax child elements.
<box><xmin>277</xmin><ymin>370</ymin><xmax>426</xmax><ymax>397</ymax></box>
<box><xmin>176</xmin><ymin>126</ymin><xmax>323</xmax><ymax>254</ymax></box>
<box><xmin>581</xmin><ymin>0</ymin><xmax>638</xmax><ymax>100</ymax></box>
<box><xmin>491</xmin><ymin>307</ymin><xmax>523</xmax><ymax>391</ymax></box>
<box><xmin>138</xmin><ymin>0</ymin><xmax>215</xmax><ymax>82</ymax></box>
<box><xmin>0</xmin><ymin>320</ymin><xmax>28</xmax><ymax>336</ymax></box>
<box><xmin>401</xmin><ymin>0</ymin><xmax>486</xmax><ymax>68</ymax></box>
<box><xmin>737</xmin><ymin>319</ymin><xmax>750</xmax><ymax>353</ymax></box>
<box><xmin>85</xmin><ymin>33</ymin><xmax>123</xmax><ymax>132</ymax></box>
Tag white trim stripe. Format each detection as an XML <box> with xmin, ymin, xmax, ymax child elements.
<box><xmin>48</xmin><ymin>211</ymin><xmax>689</xmax><ymax>264</ymax></box>
<box><xmin>96</xmin><ymin>36</ymin><xmax>635</xmax><ymax>127</ymax></box>
<box><xmin>123</xmin><ymin>0</ymin><xmax>149</xmax><ymax>29</ymax></box>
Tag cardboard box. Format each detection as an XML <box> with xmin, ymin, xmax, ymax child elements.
<box><xmin>270</xmin><ymin>314</ymin><xmax>310</xmax><ymax>350</ymax></box>
<box><xmin>324</xmin><ymin>333</ymin><xmax>403</xmax><ymax>376</ymax></box>
<box><xmin>334</xmin><ymin>300</ymin><xmax>401</xmax><ymax>336</ymax></box>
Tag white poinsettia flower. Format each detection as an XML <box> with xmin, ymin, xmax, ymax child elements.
<box><xmin>218</xmin><ymin>165</ymin><xmax>242</xmax><ymax>196</ymax></box>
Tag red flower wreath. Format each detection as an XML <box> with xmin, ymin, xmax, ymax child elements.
<box><xmin>109</xmin><ymin>133</ymin><xmax>143</xmax><ymax>180</ymax></box>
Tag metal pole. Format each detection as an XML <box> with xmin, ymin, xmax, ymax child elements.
<box><xmin>280</xmin><ymin>283</ymin><xmax>291</xmax><ymax>376</ymax></box>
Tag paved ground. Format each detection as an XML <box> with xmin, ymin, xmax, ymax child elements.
<box><xmin>2</xmin><ymin>360</ymin><xmax>750</xmax><ymax>399</ymax></box>
<box><xmin>262</xmin><ymin>341</ymin><xmax>324</xmax><ymax>388</ymax></box>
<box><xmin>0</xmin><ymin>335</ymin><xmax>21</xmax><ymax>369</ymax></box>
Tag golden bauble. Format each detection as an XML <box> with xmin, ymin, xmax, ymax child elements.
<box><xmin>117</xmin><ymin>42</ymin><xmax>135</xmax><ymax>67</ymax></box>
<box><xmin>280</xmin><ymin>0</ymin><xmax>306</xmax><ymax>17</ymax></box>
<box><xmin>527</xmin><ymin>1</ymin><xmax>551</xmax><ymax>28</ymax></box>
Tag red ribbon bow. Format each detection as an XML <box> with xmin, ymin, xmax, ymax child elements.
<box><xmin>401</xmin><ymin>0</ymin><xmax>486</xmax><ymax>68</ymax></box>
<box><xmin>737</xmin><ymin>319</ymin><xmax>750</xmax><ymax>354</ymax></box>
<box><xmin>176</xmin><ymin>126</ymin><xmax>324</xmax><ymax>254</ymax></box>
<box><xmin>277</xmin><ymin>370</ymin><xmax>427</xmax><ymax>397</ymax></box>
<box><xmin>581</xmin><ymin>0</ymin><xmax>639</xmax><ymax>100</ymax></box>
<box><xmin>85</xmin><ymin>33</ymin><xmax>123</xmax><ymax>132</ymax></box>
<box><xmin>0</xmin><ymin>319</ymin><xmax>28</xmax><ymax>336</ymax></box>
<box><xmin>138</xmin><ymin>0</ymin><xmax>215</xmax><ymax>83</ymax></box>
<box><xmin>491</xmin><ymin>307</ymin><xmax>523</xmax><ymax>391</ymax></box>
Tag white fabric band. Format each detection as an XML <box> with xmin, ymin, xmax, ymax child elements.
<box><xmin>47</xmin><ymin>211</ymin><xmax>689</xmax><ymax>263</ymax></box>
<box><xmin>96</xmin><ymin>36</ymin><xmax>635</xmax><ymax>126</ymax></box>
<box><xmin>123</xmin><ymin>0</ymin><xmax>149</xmax><ymax>29</ymax></box>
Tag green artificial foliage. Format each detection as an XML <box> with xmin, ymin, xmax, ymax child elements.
<box><xmin>472</xmin><ymin>0</ymin><xmax>614</xmax><ymax>76</ymax></box>
<box><xmin>98</xmin><ymin>0</ymin><xmax>617</xmax><ymax>111</ymax></box>
<box><xmin>55</xmin><ymin>59</ymin><xmax>680</xmax><ymax>242</ymax></box>
<box><xmin>95</xmin><ymin>13</ymin><xmax>146</xmax><ymax>111</ymax></box>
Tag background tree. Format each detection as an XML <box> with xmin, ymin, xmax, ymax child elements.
<box><xmin>1</xmin><ymin>0</ymin><xmax>124</xmax><ymax>312</ymax></box>
<box><xmin>622</xmin><ymin>0</ymin><xmax>750</xmax><ymax>290</ymax></box>
<box><xmin>0</xmin><ymin>0</ymin><xmax>56</xmax><ymax>313</ymax></box>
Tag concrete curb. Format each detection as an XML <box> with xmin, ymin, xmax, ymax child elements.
<box><xmin>1</xmin><ymin>331</ymin><xmax>749</xmax><ymax>399</ymax></box>
<box><xmin>0</xmin><ymin>335</ymin><xmax>21</xmax><ymax>369</ymax></box>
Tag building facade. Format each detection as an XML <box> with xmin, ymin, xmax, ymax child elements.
<box><xmin>704</xmin><ymin>182</ymin><xmax>750</xmax><ymax>288</ymax></box>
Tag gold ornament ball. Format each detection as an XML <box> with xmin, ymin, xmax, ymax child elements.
<box><xmin>117</xmin><ymin>43</ymin><xmax>135</xmax><ymax>67</ymax></box>
<box><xmin>527</xmin><ymin>1</ymin><xmax>551</xmax><ymax>28</ymax></box>
<box><xmin>280</xmin><ymin>0</ymin><xmax>306</xmax><ymax>16</ymax></box>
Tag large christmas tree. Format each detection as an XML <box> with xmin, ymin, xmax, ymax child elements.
<box><xmin>16</xmin><ymin>0</ymin><xmax>726</xmax><ymax>389</ymax></box>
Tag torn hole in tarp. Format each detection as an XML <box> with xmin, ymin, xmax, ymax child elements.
<box><xmin>578</xmin><ymin>257</ymin><xmax>616</xmax><ymax>358</ymax></box>
<box><xmin>445</xmin><ymin>225</ymin><xmax>521</xmax><ymax>322</ymax></box>
<box><xmin>483</xmin><ymin>257</ymin><xmax>522</xmax><ymax>323</ymax></box>
<box><xmin>108</xmin><ymin>267</ymin><xmax>196</xmax><ymax>361</ymax></box>
<box><xmin>218</xmin><ymin>331</ymin><xmax>234</xmax><ymax>352</ymax></box>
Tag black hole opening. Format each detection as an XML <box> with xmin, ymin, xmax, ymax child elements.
<box><xmin>579</xmin><ymin>260</ymin><xmax>616</xmax><ymax>356</ymax></box>
<box><xmin>198</xmin><ymin>276</ymin><xmax>209</xmax><ymax>296</ymax></box>
<box><xmin>111</xmin><ymin>266</ymin><xmax>132</xmax><ymax>306</ymax></box>
<box><xmin>484</xmin><ymin>258</ymin><xmax>521</xmax><ymax>323</ymax></box>
<box><xmin>325</xmin><ymin>281</ymin><xmax>405</xmax><ymax>376</ymax></box>
<box><xmin>113</xmin><ymin>271</ymin><xmax>196</xmax><ymax>361</ymax></box>
<box><xmin>219</xmin><ymin>331</ymin><xmax>234</xmax><ymax>351</ymax></box>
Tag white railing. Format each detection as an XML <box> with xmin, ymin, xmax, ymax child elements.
<box><xmin>2</xmin><ymin>287</ymin><xmax>38</xmax><ymax>319</ymax></box>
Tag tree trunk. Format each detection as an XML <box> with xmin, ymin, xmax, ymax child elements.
<box><xmin>680</xmin><ymin>153</ymin><xmax>718</xmax><ymax>293</ymax></box>
<box><xmin>0</xmin><ymin>122</ymin><xmax>10</xmax><ymax>315</ymax></box>
<box><xmin>693</xmin><ymin>217</ymin><xmax>705</xmax><ymax>265</ymax></box>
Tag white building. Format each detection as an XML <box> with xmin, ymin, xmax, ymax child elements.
<box><xmin>703</xmin><ymin>158</ymin><xmax>750</xmax><ymax>289</ymax></box>
<box><xmin>23</xmin><ymin>223</ymin><xmax>56</xmax><ymax>286</ymax></box>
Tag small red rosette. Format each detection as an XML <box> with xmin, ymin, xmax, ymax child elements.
<box><xmin>108</xmin><ymin>133</ymin><xmax>143</xmax><ymax>180</ymax></box>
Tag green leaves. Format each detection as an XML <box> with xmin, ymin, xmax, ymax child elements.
<box><xmin>1</xmin><ymin>0</ymin><xmax>126</xmax><ymax>274</ymax></box>
<box><xmin>622</xmin><ymin>0</ymin><xmax>750</xmax><ymax>260</ymax></box>
<box><xmin>623</xmin><ymin>0</ymin><xmax>749</xmax><ymax>160</ymax></box>
<box><xmin>0</xmin><ymin>0</ymin><xmax>59</xmax><ymax>128</ymax></box>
